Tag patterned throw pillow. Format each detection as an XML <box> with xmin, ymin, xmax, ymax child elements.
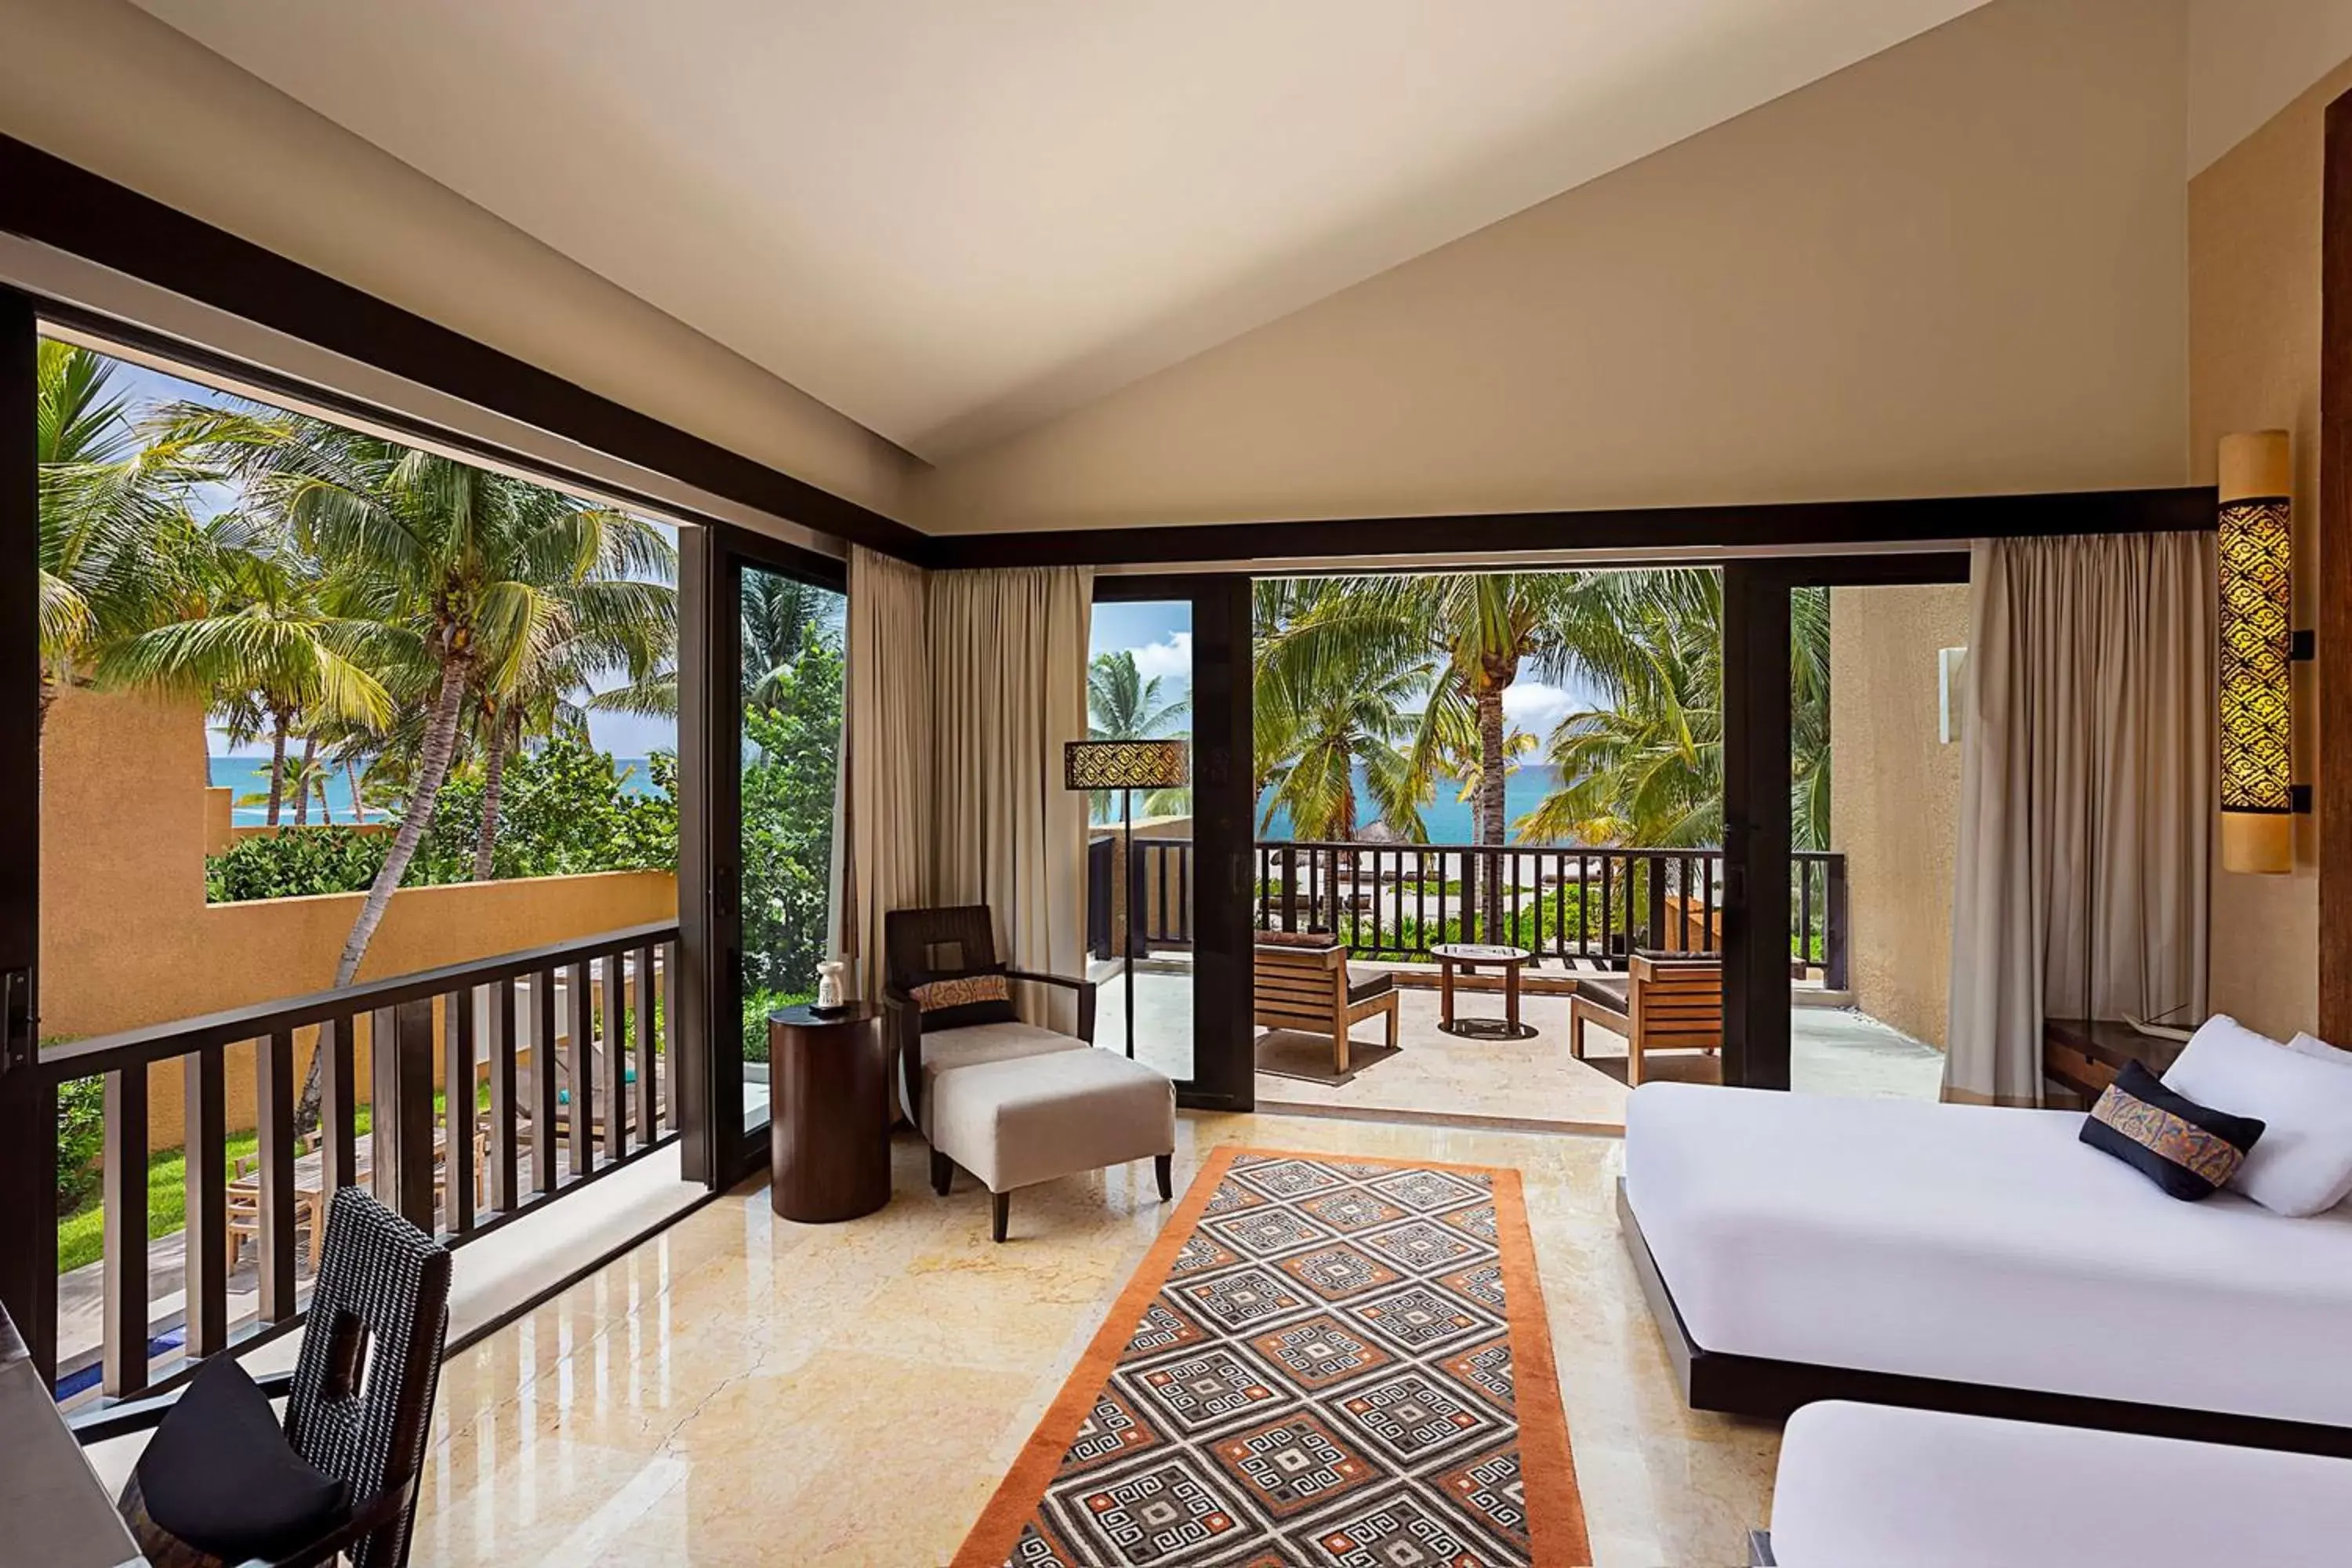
<box><xmin>909</xmin><ymin>967</ymin><xmax>1018</xmax><ymax>1030</ymax></box>
<box><xmin>2079</xmin><ymin>1060</ymin><xmax>2266</xmax><ymax>1200</ymax></box>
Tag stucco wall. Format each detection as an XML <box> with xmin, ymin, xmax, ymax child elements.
<box><xmin>1829</xmin><ymin>585</ymin><xmax>1969</xmax><ymax>1049</ymax></box>
<box><xmin>39</xmin><ymin>685</ymin><xmax>677</xmax><ymax>1145</ymax></box>
<box><xmin>2187</xmin><ymin>55</ymin><xmax>2352</xmax><ymax>1041</ymax></box>
<box><xmin>912</xmin><ymin>0</ymin><xmax>2191</xmax><ymax>533</ymax></box>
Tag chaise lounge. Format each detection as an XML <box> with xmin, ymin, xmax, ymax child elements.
<box><xmin>885</xmin><ymin>906</ymin><xmax>1174</xmax><ymax>1242</ymax></box>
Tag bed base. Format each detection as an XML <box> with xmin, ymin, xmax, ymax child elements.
<box><xmin>1614</xmin><ymin>1178</ymin><xmax>2352</xmax><ymax>1459</ymax></box>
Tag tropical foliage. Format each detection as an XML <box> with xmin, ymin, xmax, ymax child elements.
<box><xmin>1085</xmin><ymin>648</ymin><xmax>1192</xmax><ymax>819</ymax></box>
<box><xmin>739</xmin><ymin>622</ymin><xmax>848</xmax><ymax>1058</ymax></box>
<box><xmin>1254</xmin><ymin>570</ymin><xmax>1835</xmax><ymax>861</ymax></box>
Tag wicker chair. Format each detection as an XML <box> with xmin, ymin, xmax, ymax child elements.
<box><xmin>110</xmin><ymin>1188</ymin><xmax>452</xmax><ymax>1568</ymax></box>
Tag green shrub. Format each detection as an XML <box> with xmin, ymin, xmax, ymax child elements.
<box><xmin>56</xmin><ymin>1073</ymin><xmax>103</xmax><ymax>1210</ymax></box>
<box><xmin>205</xmin><ymin>828</ymin><xmax>390</xmax><ymax>901</ymax></box>
<box><xmin>742</xmin><ymin>988</ymin><xmax>813</xmax><ymax>1064</ymax></box>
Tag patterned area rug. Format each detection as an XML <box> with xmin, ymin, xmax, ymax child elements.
<box><xmin>955</xmin><ymin>1147</ymin><xmax>1588</xmax><ymax>1567</ymax></box>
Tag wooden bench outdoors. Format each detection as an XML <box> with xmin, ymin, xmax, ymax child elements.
<box><xmin>1254</xmin><ymin>935</ymin><xmax>1399</xmax><ymax>1074</ymax></box>
<box><xmin>1569</xmin><ymin>953</ymin><xmax>1722</xmax><ymax>1086</ymax></box>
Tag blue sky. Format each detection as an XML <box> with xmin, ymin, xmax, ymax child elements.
<box><xmin>73</xmin><ymin>343</ymin><xmax>680</xmax><ymax>760</ymax></box>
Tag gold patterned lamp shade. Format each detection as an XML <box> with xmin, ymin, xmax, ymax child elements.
<box><xmin>2218</xmin><ymin>430</ymin><xmax>2294</xmax><ymax>876</ymax></box>
<box><xmin>1063</xmin><ymin>739</ymin><xmax>1189</xmax><ymax>792</ymax></box>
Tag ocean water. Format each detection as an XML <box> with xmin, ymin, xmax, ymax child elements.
<box><xmin>209</xmin><ymin>756</ymin><xmax>657</xmax><ymax>827</ymax></box>
<box><xmin>1256</xmin><ymin>764</ymin><xmax>1567</xmax><ymax>844</ymax></box>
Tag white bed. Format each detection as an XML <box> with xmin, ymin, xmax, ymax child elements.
<box><xmin>1765</xmin><ymin>1401</ymin><xmax>2352</xmax><ymax>1567</ymax></box>
<box><xmin>1622</xmin><ymin>1082</ymin><xmax>2352</xmax><ymax>1428</ymax></box>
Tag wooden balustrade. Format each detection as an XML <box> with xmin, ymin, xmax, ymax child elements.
<box><xmin>1247</xmin><ymin>840</ymin><xmax>1847</xmax><ymax>981</ymax></box>
<box><xmin>39</xmin><ymin>921</ymin><xmax>680</xmax><ymax>1403</ymax></box>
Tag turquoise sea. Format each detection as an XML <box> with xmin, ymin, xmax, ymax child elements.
<box><xmin>209</xmin><ymin>756</ymin><xmax>657</xmax><ymax>827</ymax></box>
<box><xmin>1257</xmin><ymin>764</ymin><xmax>1566</xmax><ymax>844</ymax></box>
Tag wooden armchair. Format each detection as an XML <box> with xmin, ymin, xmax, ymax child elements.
<box><xmin>1570</xmin><ymin>953</ymin><xmax>1722</xmax><ymax>1086</ymax></box>
<box><xmin>1253</xmin><ymin>934</ymin><xmax>1398</xmax><ymax>1075</ymax></box>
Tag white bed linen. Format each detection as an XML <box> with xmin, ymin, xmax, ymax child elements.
<box><xmin>1623</xmin><ymin>1083</ymin><xmax>2352</xmax><ymax>1427</ymax></box>
<box><xmin>1769</xmin><ymin>1401</ymin><xmax>2352</xmax><ymax>1568</ymax></box>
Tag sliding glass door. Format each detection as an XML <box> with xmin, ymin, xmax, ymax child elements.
<box><xmin>1091</xmin><ymin>576</ymin><xmax>1253</xmax><ymax>1109</ymax></box>
<box><xmin>680</xmin><ymin>525</ymin><xmax>850</xmax><ymax>1182</ymax></box>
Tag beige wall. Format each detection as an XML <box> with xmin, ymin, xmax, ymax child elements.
<box><xmin>0</xmin><ymin>0</ymin><xmax>920</xmax><ymax>522</ymax></box>
<box><xmin>2188</xmin><ymin>56</ymin><xmax>2352</xmax><ymax>1040</ymax></box>
<box><xmin>40</xmin><ymin>686</ymin><xmax>677</xmax><ymax>1145</ymax></box>
<box><xmin>912</xmin><ymin>0</ymin><xmax>2191</xmax><ymax>534</ymax></box>
<box><xmin>1829</xmin><ymin>585</ymin><xmax>1969</xmax><ymax>1048</ymax></box>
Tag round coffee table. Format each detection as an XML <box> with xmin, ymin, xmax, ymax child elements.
<box><xmin>1432</xmin><ymin>944</ymin><xmax>1537</xmax><ymax>1040</ymax></box>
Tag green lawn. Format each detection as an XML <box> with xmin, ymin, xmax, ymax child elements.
<box><xmin>58</xmin><ymin>1100</ymin><xmax>422</xmax><ymax>1275</ymax></box>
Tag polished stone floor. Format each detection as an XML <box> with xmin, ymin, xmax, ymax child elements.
<box><xmin>408</xmin><ymin>1114</ymin><xmax>1778</xmax><ymax>1566</ymax></box>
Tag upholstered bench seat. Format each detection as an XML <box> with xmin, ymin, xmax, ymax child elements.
<box><xmin>926</xmin><ymin>1045</ymin><xmax>1175</xmax><ymax>1240</ymax></box>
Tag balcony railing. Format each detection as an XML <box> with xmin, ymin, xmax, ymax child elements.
<box><xmin>38</xmin><ymin>920</ymin><xmax>679</xmax><ymax>1407</ymax></box>
<box><xmin>1090</xmin><ymin>837</ymin><xmax>1847</xmax><ymax>985</ymax></box>
<box><xmin>1251</xmin><ymin>842</ymin><xmax>1846</xmax><ymax>983</ymax></box>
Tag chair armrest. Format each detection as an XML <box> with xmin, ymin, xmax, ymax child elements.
<box><xmin>234</xmin><ymin>1470</ymin><xmax>419</xmax><ymax>1568</ymax></box>
<box><xmin>1004</xmin><ymin>971</ymin><xmax>1098</xmax><ymax>1047</ymax></box>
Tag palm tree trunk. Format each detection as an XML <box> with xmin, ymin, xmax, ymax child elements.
<box><xmin>296</xmin><ymin>658</ymin><xmax>470</xmax><ymax>1129</ymax></box>
<box><xmin>345</xmin><ymin>759</ymin><xmax>365</xmax><ymax>823</ymax></box>
<box><xmin>318</xmin><ymin>771</ymin><xmax>335</xmax><ymax>826</ymax></box>
<box><xmin>292</xmin><ymin>735</ymin><xmax>317</xmax><ymax>826</ymax></box>
<box><xmin>1476</xmin><ymin>687</ymin><xmax>1508</xmax><ymax>941</ymax></box>
<box><xmin>267</xmin><ymin>715</ymin><xmax>289</xmax><ymax>827</ymax></box>
<box><xmin>473</xmin><ymin>702</ymin><xmax>509</xmax><ymax>882</ymax></box>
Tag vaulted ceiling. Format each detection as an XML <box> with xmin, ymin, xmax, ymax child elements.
<box><xmin>129</xmin><ymin>1</ymin><xmax>1988</xmax><ymax>460</ymax></box>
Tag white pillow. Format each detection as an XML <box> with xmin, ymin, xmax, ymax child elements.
<box><xmin>2163</xmin><ymin>1015</ymin><xmax>2352</xmax><ymax>1217</ymax></box>
<box><xmin>2289</xmin><ymin>1031</ymin><xmax>2352</xmax><ymax>1070</ymax></box>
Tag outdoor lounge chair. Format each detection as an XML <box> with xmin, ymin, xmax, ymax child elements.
<box><xmin>1252</xmin><ymin>931</ymin><xmax>1398</xmax><ymax>1074</ymax></box>
<box><xmin>1570</xmin><ymin>951</ymin><xmax>1721</xmax><ymax>1085</ymax></box>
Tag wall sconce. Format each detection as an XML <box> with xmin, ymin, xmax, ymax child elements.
<box><xmin>2218</xmin><ymin>430</ymin><xmax>2295</xmax><ymax>875</ymax></box>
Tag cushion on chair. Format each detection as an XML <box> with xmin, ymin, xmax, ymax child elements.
<box><xmin>927</xmin><ymin>1047</ymin><xmax>1175</xmax><ymax>1192</ymax></box>
<box><xmin>121</xmin><ymin>1356</ymin><xmax>350</xmax><ymax>1568</ymax></box>
<box><xmin>1574</xmin><ymin>975</ymin><xmax>1631</xmax><ymax>1012</ymax></box>
<box><xmin>1345</xmin><ymin>967</ymin><xmax>1395</xmax><ymax>1004</ymax></box>
<box><xmin>1256</xmin><ymin>929</ymin><xmax>1341</xmax><ymax>949</ymax></box>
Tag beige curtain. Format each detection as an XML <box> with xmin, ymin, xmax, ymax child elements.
<box><xmin>1945</xmin><ymin>533</ymin><xmax>2214</xmax><ymax>1105</ymax></box>
<box><xmin>929</xmin><ymin>565</ymin><xmax>1094</xmax><ymax>1033</ymax></box>
<box><xmin>843</xmin><ymin>546</ymin><xmax>932</xmax><ymax>1001</ymax></box>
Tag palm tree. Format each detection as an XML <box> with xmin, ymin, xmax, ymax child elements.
<box><xmin>34</xmin><ymin>342</ymin><xmax>205</xmax><ymax>728</ymax></box>
<box><xmin>162</xmin><ymin>405</ymin><xmax>673</xmax><ymax>1120</ymax></box>
<box><xmin>1085</xmin><ymin>650</ymin><xmax>1192</xmax><ymax>819</ymax></box>
<box><xmin>742</xmin><ymin>572</ymin><xmax>837</xmax><ymax>709</ymax></box>
<box><xmin>96</xmin><ymin>513</ymin><xmax>396</xmax><ymax>822</ymax></box>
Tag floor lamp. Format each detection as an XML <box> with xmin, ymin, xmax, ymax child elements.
<box><xmin>1065</xmin><ymin>739</ymin><xmax>1190</xmax><ymax>1059</ymax></box>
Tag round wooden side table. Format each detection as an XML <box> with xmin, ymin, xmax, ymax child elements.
<box><xmin>1432</xmin><ymin>943</ymin><xmax>1537</xmax><ymax>1040</ymax></box>
<box><xmin>768</xmin><ymin>1002</ymin><xmax>891</xmax><ymax>1222</ymax></box>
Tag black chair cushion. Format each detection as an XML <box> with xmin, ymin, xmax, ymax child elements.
<box><xmin>1574</xmin><ymin>975</ymin><xmax>1631</xmax><ymax>1011</ymax></box>
<box><xmin>122</xmin><ymin>1356</ymin><xmax>350</xmax><ymax>1566</ymax></box>
<box><xmin>1345</xmin><ymin>968</ymin><xmax>1394</xmax><ymax>1004</ymax></box>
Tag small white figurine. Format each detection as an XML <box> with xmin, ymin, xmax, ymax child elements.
<box><xmin>815</xmin><ymin>958</ymin><xmax>847</xmax><ymax>1011</ymax></box>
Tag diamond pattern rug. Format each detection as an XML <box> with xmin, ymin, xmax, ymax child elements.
<box><xmin>954</xmin><ymin>1148</ymin><xmax>1588</xmax><ymax>1566</ymax></box>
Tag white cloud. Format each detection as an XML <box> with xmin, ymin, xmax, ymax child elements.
<box><xmin>1502</xmin><ymin>679</ymin><xmax>1582</xmax><ymax>738</ymax></box>
<box><xmin>1127</xmin><ymin>632</ymin><xmax>1193</xmax><ymax>683</ymax></box>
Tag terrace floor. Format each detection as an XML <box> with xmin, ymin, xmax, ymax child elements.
<box><xmin>1094</xmin><ymin>958</ymin><xmax>1946</xmax><ymax>1129</ymax></box>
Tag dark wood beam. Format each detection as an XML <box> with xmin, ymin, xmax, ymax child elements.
<box><xmin>2325</xmin><ymin>93</ymin><xmax>2352</xmax><ymax>1043</ymax></box>
<box><xmin>928</xmin><ymin>487</ymin><xmax>2214</xmax><ymax>570</ymax></box>
<box><xmin>0</xmin><ymin>134</ymin><xmax>930</xmax><ymax>563</ymax></box>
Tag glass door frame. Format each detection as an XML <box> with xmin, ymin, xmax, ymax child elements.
<box><xmin>1720</xmin><ymin>551</ymin><xmax>1969</xmax><ymax>1088</ymax></box>
<box><xmin>677</xmin><ymin>521</ymin><xmax>851</xmax><ymax>1186</ymax></box>
<box><xmin>1093</xmin><ymin>575</ymin><xmax>1254</xmax><ymax>1111</ymax></box>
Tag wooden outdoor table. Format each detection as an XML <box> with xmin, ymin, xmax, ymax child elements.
<box><xmin>1433</xmin><ymin>943</ymin><xmax>1537</xmax><ymax>1040</ymax></box>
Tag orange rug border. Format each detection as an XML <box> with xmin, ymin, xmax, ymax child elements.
<box><xmin>952</xmin><ymin>1144</ymin><xmax>1591</xmax><ymax>1566</ymax></box>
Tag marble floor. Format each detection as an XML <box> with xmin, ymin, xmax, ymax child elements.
<box><xmin>408</xmin><ymin>1113</ymin><xmax>1778</xmax><ymax>1566</ymax></box>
